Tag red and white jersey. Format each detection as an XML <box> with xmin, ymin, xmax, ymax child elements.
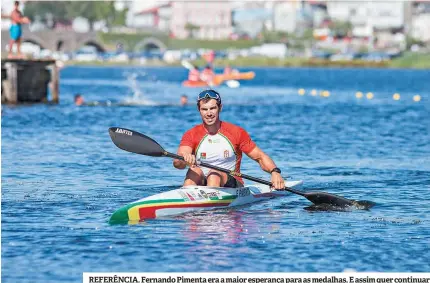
<box><xmin>179</xmin><ymin>121</ymin><xmax>256</xmax><ymax>184</ymax></box>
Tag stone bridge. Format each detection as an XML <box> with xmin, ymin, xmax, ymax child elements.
<box><xmin>1</xmin><ymin>27</ymin><xmax>168</xmax><ymax>53</ymax></box>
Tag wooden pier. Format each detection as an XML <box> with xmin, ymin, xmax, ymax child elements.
<box><xmin>1</xmin><ymin>59</ymin><xmax>59</xmax><ymax>104</ymax></box>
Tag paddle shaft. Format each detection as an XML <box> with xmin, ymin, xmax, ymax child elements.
<box><xmin>164</xmin><ymin>152</ymin><xmax>305</xmax><ymax>196</ymax></box>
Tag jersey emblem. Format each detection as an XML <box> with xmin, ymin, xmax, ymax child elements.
<box><xmin>224</xmin><ymin>150</ymin><xmax>229</xmax><ymax>158</ymax></box>
<box><xmin>200</xmin><ymin>152</ymin><xmax>206</xmax><ymax>159</ymax></box>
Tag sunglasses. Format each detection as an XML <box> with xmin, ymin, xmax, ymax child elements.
<box><xmin>197</xmin><ymin>90</ymin><xmax>221</xmax><ymax>103</ymax></box>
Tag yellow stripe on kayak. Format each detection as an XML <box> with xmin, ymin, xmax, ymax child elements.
<box><xmin>127</xmin><ymin>199</ymin><xmax>234</xmax><ymax>221</ymax></box>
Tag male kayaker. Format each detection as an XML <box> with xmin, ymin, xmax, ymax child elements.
<box><xmin>173</xmin><ymin>89</ymin><xmax>285</xmax><ymax>190</ymax></box>
<box><xmin>223</xmin><ymin>64</ymin><xmax>238</xmax><ymax>75</ymax></box>
<box><xmin>187</xmin><ymin>65</ymin><xmax>200</xmax><ymax>82</ymax></box>
<box><xmin>8</xmin><ymin>1</ymin><xmax>30</xmax><ymax>59</ymax></box>
<box><xmin>200</xmin><ymin>65</ymin><xmax>215</xmax><ymax>86</ymax></box>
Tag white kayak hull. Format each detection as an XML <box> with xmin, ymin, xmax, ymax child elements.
<box><xmin>109</xmin><ymin>180</ymin><xmax>303</xmax><ymax>224</ymax></box>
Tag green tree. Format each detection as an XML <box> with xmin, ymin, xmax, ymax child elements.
<box><xmin>23</xmin><ymin>1</ymin><xmax>70</xmax><ymax>23</ymax></box>
<box><xmin>329</xmin><ymin>21</ymin><xmax>352</xmax><ymax>37</ymax></box>
<box><xmin>65</xmin><ymin>2</ymin><xmax>110</xmax><ymax>30</ymax></box>
<box><xmin>184</xmin><ymin>22</ymin><xmax>200</xmax><ymax>38</ymax></box>
<box><xmin>24</xmin><ymin>1</ymin><xmax>129</xmax><ymax>30</ymax></box>
<box><xmin>111</xmin><ymin>7</ymin><xmax>128</xmax><ymax>27</ymax></box>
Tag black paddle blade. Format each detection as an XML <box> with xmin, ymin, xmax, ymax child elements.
<box><xmin>108</xmin><ymin>127</ymin><xmax>165</xmax><ymax>157</ymax></box>
<box><xmin>304</xmin><ymin>191</ymin><xmax>355</xmax><ymax>207</ymax></box>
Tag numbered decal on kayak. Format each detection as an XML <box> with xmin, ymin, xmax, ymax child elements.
<box><xmin>183</xmin><ymin>190</ymin><xmax>206</xmax><ymax>201</ymax></box>
<box><xmin>236</xmin><ymin>188</ymin><xmax>250</xmax><ymax>197</ymax></box>
<box><xmin>199</xmin><ymin>190</ymin><xmax>209</xmax><ymax>199</ymax></box>
<box><xmin>207</xmin><ymin>191</ymin><xmax>220</xmax><ymax>200</ymax></box>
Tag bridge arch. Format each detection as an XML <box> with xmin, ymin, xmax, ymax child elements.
<box><xmin>21</xmin><ymin>38</ymin><xmax>46</xmax><ymax>50</ymax></box>
<box><xmin>134</xmin><ymin>37</ymin><xmax>167</xmax><ymax>52</ymax></box>
<box><xmin>79</xmin><ymin>41</ymin><xmax>106</xmax><ymax>52</ymax></box>
<box><xmin>22</xmin><ymin>34</ymin><xmax>46</xmax><ymax>50</ymax></box>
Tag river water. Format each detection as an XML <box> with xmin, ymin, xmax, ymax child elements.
<box><xmin>2</xmin><ymin>66</ymin><xmax>430</xmax><ymax>282</ymax></box>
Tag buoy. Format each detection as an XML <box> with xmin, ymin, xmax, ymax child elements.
<box><xmin>413</xmin><ymin>95</ymin><xmax>421</xmax><ymax>102</ymax></box>
<box><xmin>356</xmin><ymin>92</ymin><xmax>363</xmax><ymax>99</ymax></box>
<box><xmin>366</xmin><ymin>92</ymin><xmax>374</xmax><ymax>99</ymax></box>
<box><xmin>321</xmin><ymin>90</ymin><xmax>330</xmax><ymax>97</ymax></box>
<box><xmin>393</xmin><ymin>93</ymin><xmax>400</xmax><ymax>100</ymax></box>
<box><xmin>311</xmin><ymin>89</ymin><xmax>317</xmax><ymax>96</ymax></box>
<box><xmin>298</xmin><ymin>89</ymin><xmax>305</xmax><ymax>95</ymax></box>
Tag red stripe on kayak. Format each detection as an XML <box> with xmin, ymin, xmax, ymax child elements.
<box><xmin>186</xmin><ymin>192</ymin><xmax>195</xmax><ymax>201</ymax></box>
<box><xmin>138</xmin><ymin>202</ymin><xmax>231</xmax><ymax>220</ymax></box>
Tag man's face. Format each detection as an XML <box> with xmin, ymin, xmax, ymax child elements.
<box><xmin>180</xmin><ymin>96</ymin><xmax>188</xmax><ymax>105</ymax></box>
<box><xmin>198</xmin><ymin>99</ymin><xmax>221</xmax><ymax>126</ymax></box>
<box><xmin>75</xmin><ymin>96</ymin><xmax>84</xmax><ymax>106</ymax></box>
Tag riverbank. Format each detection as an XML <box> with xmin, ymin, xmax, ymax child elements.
<box><xmin>62</xmin><ymin>52</ymin><xmax>430</xmax><ymax>69</ymax></box>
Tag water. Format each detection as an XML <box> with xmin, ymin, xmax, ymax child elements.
<box><xmin>2</xmin><ymin>66</ymin><xmax>430</xmax><ymax>282</ymax></box>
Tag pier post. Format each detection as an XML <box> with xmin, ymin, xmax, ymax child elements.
<box><xmin>2</xmin><ymin>62</ymin><xmax>18</xmax><ymax>104</ymax></box>
<box><xmin>49</xmin><ymin>63</ymin><xmax>59</xmax><ymax>104</ymax></box>
<box><xmin>1</xmin><ymin>59</ymin><xmax>59</xmax><ymax>104</ymax></box>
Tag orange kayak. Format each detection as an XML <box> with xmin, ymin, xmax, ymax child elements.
<box><xmin>218</xmin><ymin>71</ymin><xmax>255</xmax><ymax>81</ymax></box>
<box><xmin>182</xmin><ymin>72</ymin><xmax>255</xmax><ymax>87</ymax></box>
<box><xmin>182</xmin><ymin>76</ymin><xmax>224</xmax><ymax>87</ymax></box>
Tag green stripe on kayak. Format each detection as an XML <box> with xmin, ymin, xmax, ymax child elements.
<box><xmin>109</xmin><ymin>194</ymin><xmax>238</xmax><ymax>224</ymax></box>
<box><xmin>109</xmin><ymin>198</ymin><xmax>186</xmax><ymax>224</ymax></box>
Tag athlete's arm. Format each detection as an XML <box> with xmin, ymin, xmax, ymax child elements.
<box><xmin>11</xmin><ymin>11</ymin><xmax>28</xmax><ymax>24</ymax></box>
<box><xmin>173</xmin><ymin>145</ymin><xmax>194</xmax><ymax>169</ymax></box>
<box><xmin>246</xmin><ymin>146</ymin><xmax>285</xmax><ymax>190</ymax></box>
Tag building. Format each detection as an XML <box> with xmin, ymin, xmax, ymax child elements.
<box><xmin>131</xmin><ymin>1</ymin><xmax>171</xmax><ymax>32</ymax></box>
<box><xmin>327</xmin><ymin>1</ymin><xmax>407</xmax><ymax>36</ymax></box>
<box><xmin>411</xmin><ymin>1</ymin><xmax>430</xmax><ymax>42</ymax></box>
<box><xmin>132</xmin><ymin>1</ymin><xmax>233</xmax><ymax>39</ymax></box>
<box><xmin>272</xmin><ymin>1</ymin><xmax>300</xmax><ymax>34</ymax></box>
<box><xmin>170</xmin><ymin>1</ymin><xmax>233</xmax><ymax>39</ymax></box>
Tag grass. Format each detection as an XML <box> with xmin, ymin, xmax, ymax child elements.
<box><xmin>388</xmin><ymin>52</ymin><xmax>430</xmax><ymax>69</ymax></box>
<box><xmin>64</xmin><ymin>54</ymin><xmax>430</xmax><ymax>69</ymax></box>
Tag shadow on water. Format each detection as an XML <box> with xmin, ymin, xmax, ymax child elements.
<box><xmin>304</xmin><ymin>200</ymin><xmax>376</xmax><ymax>212</ymax></box>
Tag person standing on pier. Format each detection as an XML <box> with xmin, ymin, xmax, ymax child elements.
<box><xmin>8</xmin><ymin>1</ymin><xmax>30</xmax><ymax>59</ymax></box>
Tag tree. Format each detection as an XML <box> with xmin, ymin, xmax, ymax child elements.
<box><xmin>184</xmin><ymin>22</ymin><xmax>200</xmax><ymax>38</ymax></box>
<box><xmin>24</xmin><ymin>1</ymin><xmax>128</xmax><ymax>30</ymax></box>
<box><xmin>329</xmin><ymin>21</ymin><xmax>352</xmax><ymax>37</ymax></box>
<box><xmin>23</xmin><ymin>1</ymin><xmax>70</xmax><ymax>24</ymax></box>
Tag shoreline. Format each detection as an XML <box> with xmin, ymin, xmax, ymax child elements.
<box><xmin>61</xmin><ymin>53</ymin><xmax>430</xmax><ymax>69</ymax></box>
<box><xmin>3</xmin><ymin>52</ymin><xmax>429</xmax><ymax>69</ymax></box>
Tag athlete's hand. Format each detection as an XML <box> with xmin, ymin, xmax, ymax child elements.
<box><xmin>21</xmin><ymin>17</ymin><xmax>30</xmax><ymax>24</ymax></box>
<box><xmin>271</xmin><ymin>172</ymin><xmax>285</xmax><ymax>190</ymax></box>
<box><xmin>182</xmin><ymin>153</ymin><xmax>196</xmax><ymax>168</ymax></box>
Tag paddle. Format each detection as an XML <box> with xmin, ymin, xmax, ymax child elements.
<box><xmin>109</xmin><ymin>127</ymin><xmax>372</xmax><ymax>208</ymax></box>
<box><xmin>180</xmin><ymin>59</ymin><xmax>240</xmax><ymax>88</ymax></box>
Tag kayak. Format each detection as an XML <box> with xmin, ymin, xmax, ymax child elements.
<box><xmin>219</xmin><ymin>71</ymin><xmax>255</xmax><ymax>81</ymax></box>
<box><xmin>109</xmin><ymin>180</ymin><xmax>303</xmax><ymax>224</ymax></box>
<box><xmin>182</xmin><ymin>76</ymin><xmax>224</xmax><ymax>87</ymax></box>
<box><xmin>182</xmin><ymin>72</ymin><xmax>255</xmax><ymax>87</ymax></box>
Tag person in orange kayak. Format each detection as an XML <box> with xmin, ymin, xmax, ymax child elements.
<box><xmin>223</xmin><ymin>64</ymin><xmax>239</xmax><ymax>76</ymax></box>
<box><xmin>200</xmin><ymin>65</ymin><xmax>216</xmax><ymax>85</ymax></box>
<box><xmin>223</xmin><ymin>64</ymin><xmax>232</xmax><ymax>75</ymax></box>
<box><xmin>187</xmin><ymin>65</ymin><xmax>200</xmax><ymax>82</ymax></box>
<box><xmin>173</xmin><ymin>89</ymin><xmax>285</xmax><ymax>189</ymax></box>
